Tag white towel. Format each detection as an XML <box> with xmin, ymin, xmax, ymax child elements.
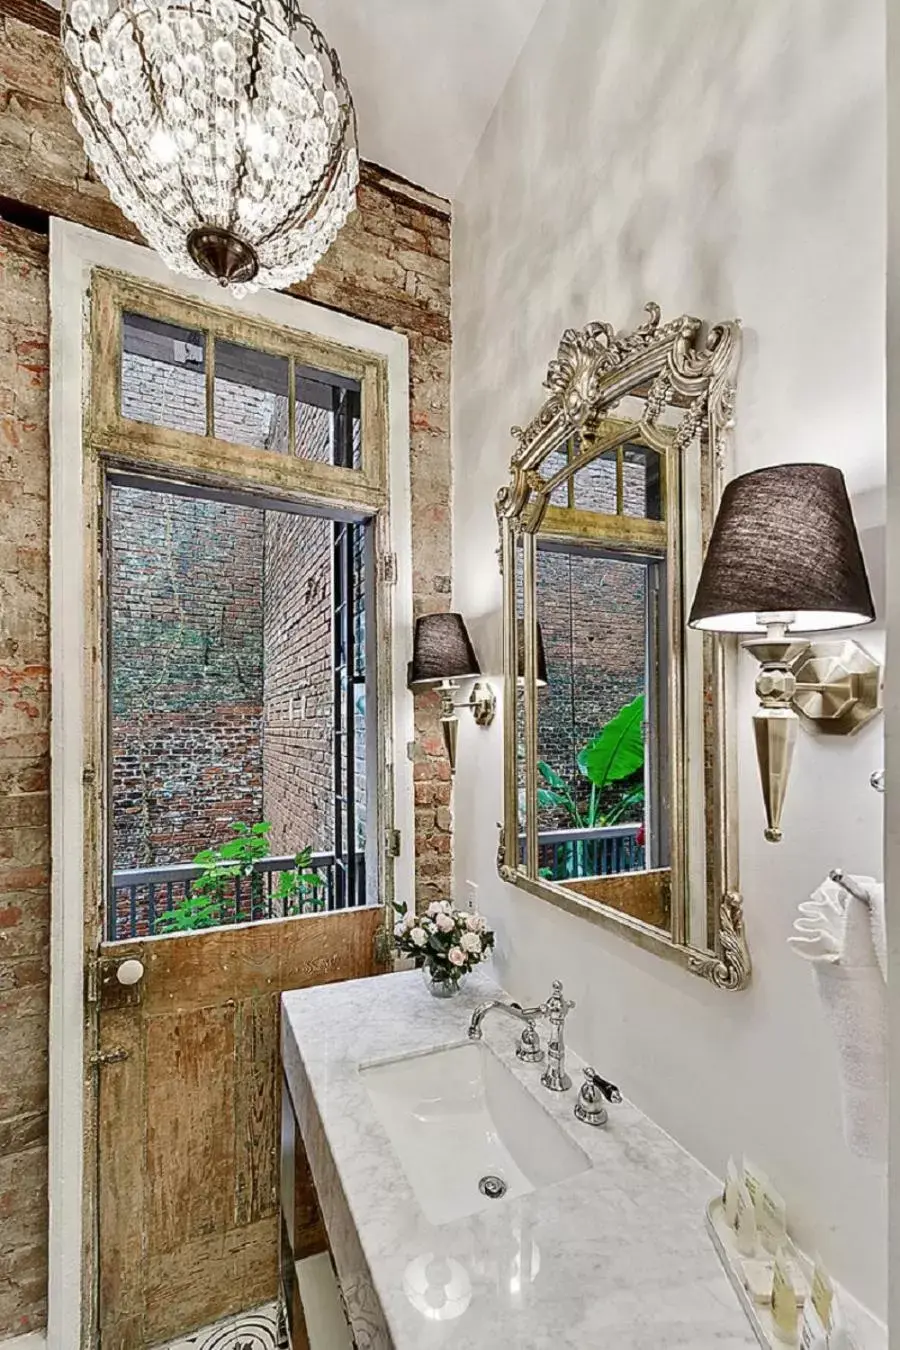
<box><xmin>788</xmin><ymin>875</ymin><xmax>887</xmax><ymax>1162</ymax></box>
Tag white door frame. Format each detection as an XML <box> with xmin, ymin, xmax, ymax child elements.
<box><xmin>47</xmin><ymin>218</ymin><xmax>414</xmax><ymax>1350</ymax></box>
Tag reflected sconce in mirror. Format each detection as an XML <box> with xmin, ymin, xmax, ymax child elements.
<box><xmin>689</xmin><ymin>463</ymin><xmax>881</xmax><ymax>843</ymax></box>
<box><xmin>517</xmin><ymin>619</ymin><xmax>549</xmax><ymax>688</ymax></box>
<box><xmin>408</xmin><ymin>613</ymin><xmax>497</xmax><ymax>773</ymax></box>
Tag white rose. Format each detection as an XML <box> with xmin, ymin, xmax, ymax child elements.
<box><xmin>394</xmin><ymin>922</ymin><xmax>406</xmax><ymax>939</ymax></box>
<box><xmin>427</xmin><ymin>902</ymin><xmax>442</xmax><ymax>918</ymax></box>
<box><xmin>448</xmin><ymin>946</ymin><xmax>466</xmax><ymax>966</ymax></box>
<box><xmin>410</xmin><ymin>927</ymin><xmax>428</xmax><ymax>947</ymax></box>
<box><xmin>460</xmin><ymin>931</ymin><xmax>482</xmax><ymax>955</ymax></box>
<box><xmin>439</xmin><ymin>900</ymin><xmax>453</xmax><ymax>914</ymax></box>
<box><xmin>435</xmin><ymin>912</ymin><xmax>455</xmax><ymax>933</ymax></box>
<box><xmin>465</xmin><ymin>914</ymin><xmax>484</xmax><ymax>933</ymax></box>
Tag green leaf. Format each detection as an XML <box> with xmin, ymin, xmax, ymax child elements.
<box><xmin>537</xmin><ymin>788</ymin><xmax>564</xmax><ymax>810</ymax></box>
<box><xmin>577</xmin><ymin>693</ymin><xmax>645</xmax><ymax>790</ymax></box>
<box><xmin>538</xmin><ymin>760</ymin><xmax>566</xmax><ymax>791</ymax></box>
<box><xmin>605</xmin><ymin>785</ymin><xmax>645</xmax><ymax>825</ymax></box>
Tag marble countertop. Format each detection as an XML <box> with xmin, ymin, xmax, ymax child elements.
<box><xmin>282</xmin><ymin>966</ymin><xmax>758</xmax><ymax>1349</ymax></box>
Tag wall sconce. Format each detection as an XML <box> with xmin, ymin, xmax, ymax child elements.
<box><xmin>408</xmin><ymin>613</ymin><xmax>496</xmax><ymax>773</ymax></box>
<box><xmin>688</xmin><ymin>463</ymin><xmax>881</xmax><ymax>843</ymax></box>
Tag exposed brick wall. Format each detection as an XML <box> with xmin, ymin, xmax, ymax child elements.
<box><xmin>0</xmin><ymin>219</ymin><xmax>50</xmax><ymax>1338</ymax></box>
<box><xmin>0</xmin><ymin>11</ymin><xmax>451</xmax><ymax>1334</ymax></box>
<box><xmin>262</xmin><ymin>509</ymin><xmax>333</xmax><ymax>856</ymax></box>
<box><xmin>110</xmin><ymin>486</ymin><xmax>266</xmax><ymax>868</ymax></box>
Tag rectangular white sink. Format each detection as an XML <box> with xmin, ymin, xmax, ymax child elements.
<box><xmin>360</xmin><ymin>1041</ymin><xmax>590</xmax><ymax>1225</ymax></box>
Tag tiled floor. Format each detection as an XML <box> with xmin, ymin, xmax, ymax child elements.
<box><xmin>154</xmin><ymin>1301</ymin><xmax>285</xmax><ymax>1350</ymax></box>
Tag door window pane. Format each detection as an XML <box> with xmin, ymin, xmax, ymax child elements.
<box><xmin>121</xmin><ymin>312</ymin><xmax>206</xmax><ymax>435</ymax></box>
<box><xmin>107</xmin><ymin>479</ymin><xmax>374</xmax><ymax>940</ymax></box>
<box><xmin>296</xmin><ymin>366</ymin><xmax>362</xmax><ymax>469</ymax></box>
<box><xmin>214</xmin><ymin>339</ymin><xmax>290</xmax><ymax>451</ymax></box>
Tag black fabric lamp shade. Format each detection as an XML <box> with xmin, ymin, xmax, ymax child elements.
<box><xmin>517</xmin><ymin>619</ymin><xmax>549</xmax><ymax>687</ymax></box>
<box><xmin>688</xmin><ymin>463</ymin><xmax>875</xmax><ymax>634</ymax></box>
<box><xmin>408</xmin><ymin>613</ymin><xmax>481</xmax><ymax>687</ymax></box>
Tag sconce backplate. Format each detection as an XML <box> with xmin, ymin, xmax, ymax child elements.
<box><xmin>790</xmin><ymin>639</ymin><xmax>882</xmax><ymax>735</ymax></box>
<box><xmin>470</xmin><ymin>681</ymin><xmax>497</xmax><ymax>728</ymax></box>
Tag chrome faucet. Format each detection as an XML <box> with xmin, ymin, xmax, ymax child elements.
<box><xmin>541</xmin><ymin>980</ymin><xmax>575</xmax><ymax>1091</ymax></box>
<box><xmin>467</xmin><ymin>998</ymin><xmax>546</xmax><ymax>1063</ymax></box>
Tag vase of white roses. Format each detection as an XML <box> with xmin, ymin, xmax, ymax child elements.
<box><xmin>393</xmin><ymin>899</ymin><xmax>495</xmax><ymax>997</ymax></box>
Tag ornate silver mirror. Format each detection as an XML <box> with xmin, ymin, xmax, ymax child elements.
<box><xmin>496</xmin><ymin>304</ymin><xmax>750</xmax><ymax>989</ymax></box>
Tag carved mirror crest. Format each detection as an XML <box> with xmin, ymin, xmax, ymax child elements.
<box><xmin>496</xmin><ymin>304</ymin><xmax>750</xmax><ymax>989</ymax></box>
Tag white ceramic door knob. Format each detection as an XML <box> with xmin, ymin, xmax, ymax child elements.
<box><xmin>115</xmin><ymin>958</ymin><xmax>145</xmax><ymax>986</ymax></box>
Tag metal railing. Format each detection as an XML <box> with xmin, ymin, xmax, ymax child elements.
<box><xmin>523</xmin><ymin>824</ymin><xmax>645</xmax><ymax>881</ymax></box>
<box><xmin>108</xmin><ymin>851</ymin><xmax>366</xmax><ymax>941</ymax></box>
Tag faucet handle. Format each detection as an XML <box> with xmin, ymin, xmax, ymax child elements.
<box><xmin>574</xmin><ymin>1067</ymin><xmax>621</xmax><ymax>1128</ymax></box>
<box><xmin>546</xmin><ymin>979</ymin><xmax>575</xmax><ymax>1016</ymax></box>
<box><xmin>515</xmin><ymin>1019</ymin><xmax>544</xmax><ymax>1064</ymax></box>
<box><xmin>583</xmin><ymin>1067</ymin><xmax>621</xmax><ymax>1102</ymax></box>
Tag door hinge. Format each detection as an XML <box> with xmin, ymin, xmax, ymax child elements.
<box><xmin>89</xmin><ymin>1047</ymin><xmax>129</xmax><ymax>1068</ymax></box>
<box><xmin>386</xmin><ymin>827</ymin><xmax>401</xmax><ymax>858</ymax></box>
<box><xmin>379</xmin><ymin>553</ymin><xmax>397</xmax><ymax>585</ymax></box>
<box><xmin>86</xmin><ymin>959</ymin><xmax>100</xmax><ymax>1005</ymax></box>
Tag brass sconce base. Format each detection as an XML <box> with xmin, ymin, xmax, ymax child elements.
<box><xmin>744</xmin><ymin>635</ymin><xmax>882</xmax><ymax>843</ymax></box>
<box><xmin>789</xmin><ymin>639</ymin><xmax>882</xmax><ymax>734</ymax></box>
<box><xmin>438</xmin><ymin>680</ymin><xmax>497</xmax><ymax>774</ymax></box>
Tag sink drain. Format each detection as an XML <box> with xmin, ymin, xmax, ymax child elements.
<box><xmin>478</xmin><ymin>1174</ymin><xmax>508</xmax><ymax>1200</ymax></box>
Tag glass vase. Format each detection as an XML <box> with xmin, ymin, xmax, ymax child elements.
<box><xmin>421</xmin><ymin>964</ymin><xmax>467</xmax><ymax>998</ymax></box>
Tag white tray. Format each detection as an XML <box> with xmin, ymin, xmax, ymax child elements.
<box><xmin>705</xmin><ymin>1196</ymin><xmax>811</xmax><ymax>1349</ymax></box>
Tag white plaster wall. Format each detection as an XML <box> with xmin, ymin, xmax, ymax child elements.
<box><xmin>452</xmin><ymin>0</ymin><xmax>887</xmax><ymax>1318</ymax></box>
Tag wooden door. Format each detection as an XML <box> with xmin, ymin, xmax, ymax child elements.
<box><xmin>82</xmin><ymin>270</ymin><xmax>399</xmax><ymax>1350</ymax></box>
<box><xmin>95</xmin><ymin>908</ymin><xmax>385</xmax><ymax>1349</ymax></box>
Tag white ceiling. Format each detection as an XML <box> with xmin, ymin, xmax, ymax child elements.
<box><xmin>44</xmin><ymin>0</ymin><xmax>545</xmax><ymax>199</ymax></box>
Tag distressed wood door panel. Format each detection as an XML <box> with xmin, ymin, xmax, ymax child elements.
<box><xmin>145</xmin><ymin>1006</ymin><xmax>236</xmax><ymax>1251</ymax></box>
<box><xmin>97</xmin><ymin>906</ymin><xmax>385</xmax><ymax>1348</ymax></box>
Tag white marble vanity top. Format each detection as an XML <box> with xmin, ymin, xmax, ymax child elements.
<box><xmin>282</xmin><ymin>966</ymin><xmax>759</xmax><ymax>1349</ymax></box>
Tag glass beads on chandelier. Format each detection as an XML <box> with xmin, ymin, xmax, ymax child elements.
<box><xmin>62</xmin><ymin>0</ymin><xmax>360</xmax><ymax>292</ymax></box>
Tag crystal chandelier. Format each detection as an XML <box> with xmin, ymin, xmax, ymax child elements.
<box><xmin>61</xmin><ymin>0</ymin><xmax>359</xmax><ymax>292</ymax></box>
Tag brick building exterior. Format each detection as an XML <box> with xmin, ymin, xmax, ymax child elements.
<box><xmin>262</xmin><ymin>510</ymin><xmax>335</xmax><ymax>856</ymax></box>
<box><xmin>0</xmin><ymin>2</ymin><xmax>452</xmax><ymax>1332</ymax></box>
<box><xmin>110</xmin><ymin>486</ymin><xmax>267</xmax><ymax>869</ymax></box>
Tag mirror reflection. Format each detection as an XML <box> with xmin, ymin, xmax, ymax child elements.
<box><xmin>526</xmin><ymin>434</ymin><xmax>671</xmax><ymax>930</ymax></box>
<box><xmin>497</xmin><ymin>305</ymin><xmax>749</xmax><ymax>988</ymax></box>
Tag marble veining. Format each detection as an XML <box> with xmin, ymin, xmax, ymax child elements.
<box><xmin>282</xmin><ymin>967</ymin><xmax>758</xmax><ymax>1349</ymax></box>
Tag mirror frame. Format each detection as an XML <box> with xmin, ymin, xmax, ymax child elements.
<box><xmin>495</xmin><ymin>303</ymin><xmax>751</xmax><ymax>991</ymax></box>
